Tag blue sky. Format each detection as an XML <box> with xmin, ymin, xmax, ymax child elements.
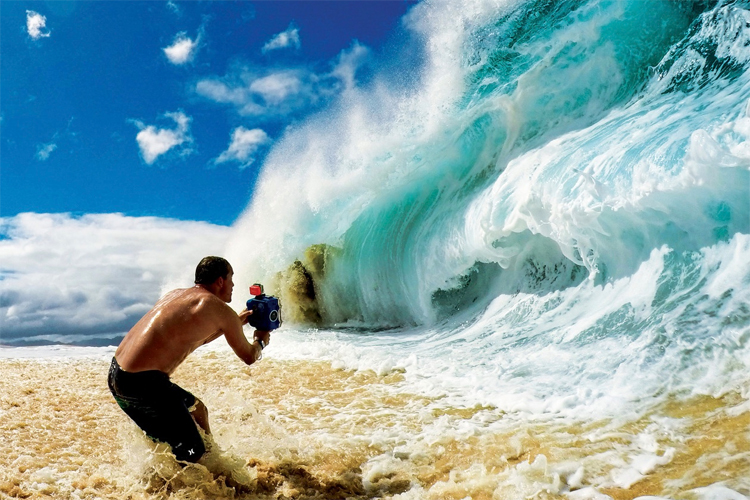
<box><xmin>1</xmin><ymin>1</ymin><xmax>416</xmax><ymax>225</ymax></box>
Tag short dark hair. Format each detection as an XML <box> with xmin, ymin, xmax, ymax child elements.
<box><xmin>195</xmin><ymin>256</ymin><xmax>231</xmax><ymax>285</ymax></box>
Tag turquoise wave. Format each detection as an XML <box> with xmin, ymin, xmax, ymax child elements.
<box><xmin>231</xmin><ymin>0</ymin><xmax>748</xmax><ymax>331</ymax></box>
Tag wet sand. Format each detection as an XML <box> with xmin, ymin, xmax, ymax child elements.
<box><xmin>1</xmin><ymin>349</ymin><xmax>749</xmax><ymax>499</ymax></box>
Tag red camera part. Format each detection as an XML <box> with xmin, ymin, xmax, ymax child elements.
<box><xmin>249</xmin><ymin>284</ymin><xmax>264</xmax><ymax>296</ymax></box>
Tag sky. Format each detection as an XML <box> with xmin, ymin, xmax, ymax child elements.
<box><xmin>1</xmin><ymin>0</ymin><xmax>416</xmax><ymax>225</ymax></box>
<box><xmin>0</xmin><ymin>0</ymin><xmax>421</xmax><ymax>345</ymax></box>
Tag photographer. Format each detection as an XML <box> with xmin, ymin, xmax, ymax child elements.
<box><xmin>107</xmin><ymin>256</ymin><xmax>270</xmax><ymax>463</ymax></box>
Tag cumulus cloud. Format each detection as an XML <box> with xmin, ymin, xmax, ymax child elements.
<box><xmin>131</xmin><ymin>111</ymin><xmax>193</xmax><ymax>164</ymax></box>
<box><xmin>194</xmin><ymin>79</ymin><xmax>247</xmax><ymax>106</ymax></box>
<box><xmin>195</xmin><ymin>42</ymin><xmax>372</xmax><ymax>121</ymax></box>
<box><xmin>249</xmin><ymin>72</ymin><xmax>304</xmax><ymax>105</ymax></box>
<box><xmin>195</xmin><ymin>69</ymin><xmax>314</xmax><ymax>118</ymax></box>
<box><xmin>163</xmin><ymin>31</ymin><xmax>200</xmax><ymax>65</ymax></box>
<box><xmin>262</xmin><ymin>25</ymin><xmax>300</xmax><ymax>53</ymax></box>
<box><xmin>35</xmin><ymin>142</ymin><xmax>57</xmax><ymax>161</ymax></box>
<box><xmin>0</xmin><ymin>213</ymin><xmax>232</xmax><ymax>345</ymax></box>
<box><xmin>215</xmin><ymin>127</ymin><xmax>270</xmax><ymax>168</ymax></box>
<box><xmin>26</xmin><ymin>10</ymin><xmax>50</xmax><ymax>40</ymax></box>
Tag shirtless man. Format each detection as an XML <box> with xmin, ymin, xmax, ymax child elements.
<box><xmin>107</xmin><ymin>256</ymin><xmax>270</xmax><ymax>463</ymax></box>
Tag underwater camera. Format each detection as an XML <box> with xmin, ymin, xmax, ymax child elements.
<box><xmin>246</xmin><ymin>284</ymin><xmax>282</xmax><ymax>331</ymax></box>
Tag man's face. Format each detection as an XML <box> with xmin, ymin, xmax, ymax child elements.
<box><xmin>220</xmin><ymin>268</ymin><xmax>235</xmax><ymax>303</ymax></box>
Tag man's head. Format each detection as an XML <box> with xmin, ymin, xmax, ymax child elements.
<box><xmin>195</xmin><ymin>256</ymin><xmax>234</xmax><ymax>302</ymax></box>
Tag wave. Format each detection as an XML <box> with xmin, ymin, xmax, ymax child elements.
<box><xmin>227</xmin><ymin>0</ymin><xmax>749</xmax><ymax>332</ymax></box>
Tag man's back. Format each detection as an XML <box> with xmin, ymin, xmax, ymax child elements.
<box><xmin>115</xmin><ymin>287</ymin><xmax>228</xmax><ymax>375</ymax></box>
<box><xmin>109</xmin><ymin>256</ymin><xmax>268</xmax><ymax>464</ymax></box>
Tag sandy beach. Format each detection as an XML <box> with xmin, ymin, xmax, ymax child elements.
<box><xmin>2</xmin><ymin>347</ymin><xmax>749</xmax><ymax>500</ymax></box>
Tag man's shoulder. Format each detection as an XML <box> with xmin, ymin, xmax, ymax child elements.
<box><xmin>159</xmin><ymin>287</ymin><xmax>202</xmax><ymax>303</ymax></box>
<box><xmin>165</xmin><ymin>286</ymin><xmax>235</xmax><ymax>323</ymax></box>
<box><xmin>161</xmin><ymin>288</ymin><xmax>218</xmax><ymax>313</ymax></box>
<box><xmin>190</xmin><ymin>290</ymin><xmax>234</xmax><ymax>316</ymax></box>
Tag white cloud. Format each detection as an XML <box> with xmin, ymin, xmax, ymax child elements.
<box><xmin>215</xmin><ymin>127</ymin><xmax>270</xmax><ymax>168</ymax></box>
<box><xmin>249</xmin><ymin>72</ymin><xmax>304</xmax><ymax>105</ymax></box>
<box><xmin>167</xmin><ymin>1</ymin><xmax>181</xmax><ymax>15</ymax></box>
<box><xmin>0</xmin><ymin>213</ymin><xmax>232</xmax><ymax>345</ymax></box>
<box><xmin>195</xmin><ymin>69</ymin><xmax>313</xmax><ymax>118</ymax></box>
<box><xmin>163</xmin><ymin>32</ymin><xmax>199</xmax><ymax>65</ymax></box>
<box><xmin>195</xmin><ymin>80</ymin><xmax>247</xmax><ymax>105</ymax></box>
<box><xmin>32</xmin><ymin>120</ymin><xmax>77</xmax><ymax>162</ymax></box>
<box><xmin>262</xmin><ymin>25</ymin><xmax>300</xmax><ymax>53</ymax></box>
<box><xmin>26</xmin><ymin>10</ymin><xmax>50</xmax><ymax>40</ymax></box>
<box><xmin>331</xmin><ymin>42</ymin><xmax>371</xmax><ymax>90</ymax></box>
<box><xmin>132</xmin><ymin>111</ymin><xmax>193</xmax><ymax>164</ymax></box>
<box><xmin>35</xmin><ymin>143</ymin><xmax>57</xmax><ymax>161</ymax></box>
<box><xmin>195</xmin><ymin>43</ymin><xmax>372</xmax><ymax>121</ymax></box>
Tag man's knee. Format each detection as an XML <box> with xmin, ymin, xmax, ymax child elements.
<box><xmin>192</xmin><ymin>398</ymin><xmax>207</xmax><ymax>416</ymax></box>
<box><xmin>170</xmin><ymin>398</ymin><xmax>208</xmax><ymax>462</ymax></box>
<box><xmin>190</xmin><ymin>399</ymin><xmax>211</xmax><ymax>434</ymax></box>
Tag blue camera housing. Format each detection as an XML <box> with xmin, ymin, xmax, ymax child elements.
<box><xmin>246</xmin><ymin>294</ymin><xmax>281</xmax><ymax>331</ymax></box>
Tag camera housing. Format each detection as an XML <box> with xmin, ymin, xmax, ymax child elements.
<box><xmin>246</xmin><ymin>284</ymin><xmax>281</xmax><ymax>331</ymax></box>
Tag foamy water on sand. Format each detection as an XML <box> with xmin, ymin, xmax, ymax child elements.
<box><xmin>4</xmin><ymin>1</ymin><xmax>750</xmax><ymax>498</ymax></box>
<box><xmin>2</xmin><ymin>342</ymin><xmax>749</xmax><ymax>500</ymax></box>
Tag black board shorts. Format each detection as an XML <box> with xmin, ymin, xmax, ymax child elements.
<box><xmin>108</xmin><ymin>357</ymin><xmax>205</xmax><ymax>462</ymax></box>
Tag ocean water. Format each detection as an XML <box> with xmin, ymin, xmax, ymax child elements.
<box><xmin>3</xmin><ymin>0</ymin><xmax>750</xmax><ymax>498</ymax></box>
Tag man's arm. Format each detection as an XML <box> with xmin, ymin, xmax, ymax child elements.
<box><xmin>221</xmin><ymin>305</ymin><xmax>262</xmax><ymax>365</ymax></box>
<box><xmin>204</xmin><ymin>308</ymin><xmax>254</xmax><ymax>345</ymax></box>
<box><xmin>202</xmin><ymin>329</ymin><xmax>224</xmax><ymax>345</ymax></box>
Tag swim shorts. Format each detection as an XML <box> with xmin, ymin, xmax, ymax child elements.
<box><xmin>108</xmin><ymin>357</ymin><xmax>205</xmax><ymax>462</ymax></box>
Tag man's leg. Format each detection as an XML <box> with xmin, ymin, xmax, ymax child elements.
<box><xmin>190</xmin><ymin>398</ymin><xmax>211</xmax><ymax>435</ymax></box>
<box><xmin>163</xmin><ymin>384</ymin><xmax>207</xmax><ymax>462</ymax></box>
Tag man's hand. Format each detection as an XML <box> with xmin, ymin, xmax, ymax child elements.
<box><xmin>238</xmin><ymin>308</ymin><xmax>253</xmax><ymax>325</ymax></box>
<box><xmin>254</xmin><ymin>330</ymin><xmax>271</xmax><ymax>346</ymax></box>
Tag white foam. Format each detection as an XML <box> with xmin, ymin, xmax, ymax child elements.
<box><xmin>0</xmin><ymin>345</ymin><xmax>115</xmax><ymax>359</ymax></box>
<box><xmin>685</xmin><ymin>486</ymin><xmax>750</xmax><ymax>500</ymax></box>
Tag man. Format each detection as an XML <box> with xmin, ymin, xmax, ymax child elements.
<box><xmin>108</xmin><ymin>256</ymin><xmax>270</xmax><ymax>463</ymax></box>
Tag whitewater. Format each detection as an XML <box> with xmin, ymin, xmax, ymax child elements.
<box><xmin>229</xmin><ymin>0</ymin><xmax>750</xmax><ymax>420</ymax></box>
<box><xmin>2</xmin><ymin>0</ymin><xmax>750</xmax><ymax>498</ymax></box>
